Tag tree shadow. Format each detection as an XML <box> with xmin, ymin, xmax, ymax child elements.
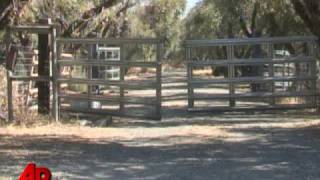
<box><xmin>1</xmin><ymin>123</ymin><xmax>320</xmax><ymax>179</ymax></box>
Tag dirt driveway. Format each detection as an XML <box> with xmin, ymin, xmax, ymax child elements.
<box><xmin>1</xmin><ymin>113</ymin><xmax>320</xmax><ymax>180</ymax></box>
<box><xmin>1</xmin><ymin>70</ymin><xmax>320</xmax><ymax>179</ymax></box>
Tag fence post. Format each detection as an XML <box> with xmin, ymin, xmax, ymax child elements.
<box><xmin>5</xmin><ymin>27</ymin><xmax>13</xmax><ymax>122</ymax></box>
<box><xmin>51</xmin><ymin>25</ymin><xmax>59</xmax><ymax>122</ymax></box>
<box><xmin>155</xmin><ymin>41</ymin><xmax>162</xmax><ymax>120</ymax></box>
<box><xmin>268</xmin><ymin>43</ymin><xmax>275</xmax><ymax>106</ymax></box>
<box><xmin>227</xmin><ymin>45</ymin><xmax>235</xmax><ymax>107</ymax></box>
<box><xmin>187</xmin><ymin>47</ymin><xmax>194</xmax><ymax>109</ymax></box>
<box><xmin>38</xmin><ymin>18</ymin><xmax>51</xmax><ymax>114</ymax></box>
<box><xmin>120</xmin><ymin>44</ymin><xmax>125</xmax><ymax>113</ymax></box>
<box><xmin>309</xmin><ymin>42</ymin><xmax>317</xmax><ymax>109</ymax></box>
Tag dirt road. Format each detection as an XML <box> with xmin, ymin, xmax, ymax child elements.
<box><xmin>1</xmin><ymin>113</ymin><xmax>320</xmax><ymax>180</ymax></box>
<box><xmin>1</xmin><ymin>70</ymin><xmax>320</xmax><ymax>179</ymax></box>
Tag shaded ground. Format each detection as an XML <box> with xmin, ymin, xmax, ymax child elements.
<box><xmin>1</xmin><ymin>70</ymin><xmax>320</xmax><ymax>179</ymax></box>
<box><xmin>1</xmin><ymin>114</ymin><xmax>320</xmax><ymax>180</ymax></box>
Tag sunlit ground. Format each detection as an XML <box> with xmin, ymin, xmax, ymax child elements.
<box><xmin>1</xmin><ymin>113</ymin><xmax>320</xmax><ymax>180</ymax></box>
<box><xmin>1</xmin><ymin>70</ymin><xmax>320</xmax><ymax>179</ymax></box>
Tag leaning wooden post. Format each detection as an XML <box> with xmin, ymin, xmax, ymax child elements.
<box><xmin>38</xmin><ymin>18</ymin><xmax>51</xmax><ymax>114</ymax></box>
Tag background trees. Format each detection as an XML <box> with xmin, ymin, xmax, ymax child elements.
<box><xmin>128</xmin><ymin>0</ymin><xmax>186</xmax><ymax>62</ymax></box>
<box><xmin>0</xmin><ymin>0</ymin><xmax>320</xmax><ymax>64</ymax></box>
<box><xmin>184</xmin><ymin>0</ymin><xmax>310</xmax><ymax>40</ymax></box>
<box><xmin>290</xmin><ymin>0</ymin><xmax>320</xmax><ymax>43</ymax></box>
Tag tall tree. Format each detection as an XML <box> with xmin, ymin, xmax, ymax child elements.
<box><xmin>0</xmin><ymin>0</ymin><xmax>31</xmax><ymax>31</ymax></box>
<box><xmin>290</xmin><ymin>0</ymin><xmax>320</xmax><ymax>42</ymax></box>
<box><xmin>0</xmin><ymin>0</ymin><xmax>135</xmax><ymax>38</ymax></box>
<box><xmin>129</xmin><ymin>0</ymin><xmax>186</xmax><ymax>61</ymax></box>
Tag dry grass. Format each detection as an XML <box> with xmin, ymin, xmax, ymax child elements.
<box><xmin>1</xmin><ymin>123</ymin><xmax>229</xmax><ymax>145</ymax></box>
<box><xmin>0</xmin><ymin>66</ymin><xmax>54</xmax><ymax>126</ymax></box>
<box><xmin>2</xmin><ymin>117</ymin><xmax>320</xmax><ymax>145</ymax></box>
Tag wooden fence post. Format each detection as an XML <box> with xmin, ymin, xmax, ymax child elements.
<box><xmin>38</xmin><ymin>18</ymin><xmax>51</xmax><ymax>114</ymax></box>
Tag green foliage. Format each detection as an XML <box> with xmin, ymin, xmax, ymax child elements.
<box><xmin>128</xmin><ymin>0</ymin><xmax>186</xmax><ymax>61</ymax></box>
<box><xmin>184</xmin><ymin>0</ymin><xmax>309</xmax><ymax>40</ymax></box>
<box><xmin>0</xmin><ymin>0</ymin><xmax>318</xmax><ymax>65</ymax></box>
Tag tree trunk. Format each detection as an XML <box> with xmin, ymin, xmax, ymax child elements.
<box><xmin>291</xmin><ymin>0</ymin><xmax>320</xmax><ymax>44</ymax></box>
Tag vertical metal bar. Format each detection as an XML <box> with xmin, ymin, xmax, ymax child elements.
<box><xmin>51</xmin><ymin>26</ymin><xmax>59</xmax><ymax>122</ymax></box>
<box><xmin>268</xmin><ymin>43</ymin><xmax>275</xmax><ymax>106</ymax></box>
<box><xmin>309</xmin><ymin>42</ymin><xmax>317</xmax><ymax>108</ymax></box>
<box><xmin>6</xmin><ymin>27</ymin><xmax>13</xmax><ymax>122</ymax></box>
<box><xmin>7</xmin><ymin>72</ymin><xmax>13</xmax><ymax>121</ymax></box>
<box><xmin>227</xmin><ymin>45</ymin><xmax>235</xmax><ymax>107</ymax></box>
<box><xmin>155</xmin><ymin>42</ymin><xmax>162</xmax><ymax>120</ymax></box>
<box><xmin>87</xmin><ymin>45</ymin><xmax>93</xmax><ymax>109</ymax></box>
<box><xmin>119</xmin><ymin>44</ymin><xmax>125</xmax><ymax>113</ymax></box>
<box><xmin>187</xmin><ymin>46</ymin><xmax>194</xmax><ymax>109</ymax></box>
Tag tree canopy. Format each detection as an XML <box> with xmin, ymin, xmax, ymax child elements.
<box><xmin>0</xmin><ymin>0</ymin><xmax>320</xmax><ymax>64</ymax></box>
<box><xmin>184</xmin><ymin>0</ymin><xmax>310</xmax><ymax>40</ymax></box>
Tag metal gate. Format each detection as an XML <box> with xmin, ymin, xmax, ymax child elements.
<box><xmin>186</xmin><ymin>36</ymin><xmax>318</xmax><ymax>112</ymax></box>
<box><xmin>53</xmin><ymin>38</ymin><xmax>163</xmax><ymax>120</ymax></box>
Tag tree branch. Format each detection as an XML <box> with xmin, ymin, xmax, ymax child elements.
<box><xmin>61</xmin><ymin>0</ymin><xmax>119</xmax><ymax>37</ymax></box>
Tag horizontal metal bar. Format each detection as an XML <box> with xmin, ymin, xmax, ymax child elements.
<box><xmin>193</xmin><ymin>92</ymin><xmax>317</xmax><ymax>100</ymax></box>
<box><xmin>58</xmin><ymin>60</ymin><xmax>160</xmax><ymax>67</ymax></box>
<box><xmin>189</xmin><ymin>76</ymin><xmax>316</xmax><ymax>85</ymax></box>
<box><xmin>57</xmin><ymin>38</ymin><xmax>164</xmax><ymax>44</ymax></box>
<box><xmin>10</xmin><ymin>26</ymin><xmax>52</xmax><ymax>34</ymax></box>
<box><xmin>185</xmin><ymin>36</ymin><xmax>318</xmax><ymax>47</ymax></box>
<box><xmin>10</xmin><ymin>76</ymin><xmax>51</xmax><ymax>82</ymax></box>
<box><xmin>59</xmin><ymin>94</ymin><xmax>157</xmax><ymax>105</ymax></box>
<box><xmin>16</xmin><ymin>58</ymin><xmax>36</xmax><ymax>61</ymax></box>
<box><xmin>61</xmin><ymin>107</ymin><xmax>119</xmax><ymax>115</ymax></box>
<box><xmin>60</xmin><ymin>107</ymin><xmax>161</xmax><ymax>121</ymax></box>
<box><xmin>188</xmin><ymin>104</ymin><xmax>317</xmax><ymax>112</ymax></box>
<box><xmin>189</xmin><ymin>57</ymin><xmax>315</xmax><ymax>66</ymax></box>
<box><xmin>57</xmin><ymin>78</ymin><xmax>157</xmax><ymax>88</ymax></box>
<box><xmin>12</xmin><ymin>45</ymin><xmax>35</xmax><ymax>49</ymax></box>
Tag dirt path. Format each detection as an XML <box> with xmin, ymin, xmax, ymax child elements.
<box><xmin>1</xmin><ymin>70</ymin><xmax>320</xmax><ymax>179</ymax></box>
<box><xmin>1</xmin><ymin>113</ymin><xmax>320</xmax><ymax>180</ymax></box>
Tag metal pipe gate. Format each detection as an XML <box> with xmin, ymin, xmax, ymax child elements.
<box><xmin>186</xmin><ymin>36</ymin><xmax>318</xmax><ymax>112</ymax></box>
<box><xmin>54</xmin><ymin>38</ymin><xmax>163</xmax><ymax>121</ymax></box>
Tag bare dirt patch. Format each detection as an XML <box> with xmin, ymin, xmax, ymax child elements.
<box><xmin>1</xmin><ymin>115</ymin><xmax>320</xmax><ymax>179</ymax></box>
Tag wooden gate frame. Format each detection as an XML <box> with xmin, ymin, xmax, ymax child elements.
<box><xmin>186</xmin><ymin>36</ymin><xmax>318</xmax><ymax>112</ymax></box>
<box><xmin>6</xmin><ymin>25</ymin><xmax>56</xmax><ymax>121</ymax></box>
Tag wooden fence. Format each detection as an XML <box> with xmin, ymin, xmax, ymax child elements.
<box><xmin>6</xmin><ymin>25</ymin><xmax>54</xmax><ymax>121</ymax></box>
